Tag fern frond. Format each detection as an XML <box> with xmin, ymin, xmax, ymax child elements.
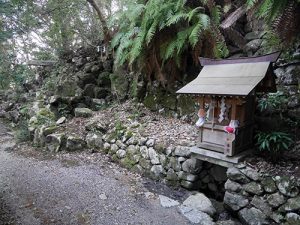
<box><xmin>111</xmin><ymin>32</ymin><xmax>124</xmax><ymax>48</ymax></box>
<box><xmin>146</xmin><ymin>20</ymin><xmax>158</xmax><ymax>45</ymax></box>
<box><xmin>269</xmin><ymin>0</ymin><xmax>289</xmax><ymax>22</ymax></box>
<box><xmin>187</xmin><ymin>7</ymin><xmax>202</xmax><ymax>22</ymax></box>
<box><xmin>246</xmin><ymin>0</ymin><xmax>259</xmax><ymax>9</ymax></box>
<box><xmin>163</xmin><ymin>39</ymin><xmax>177</xmax><ymax>61</ymax></box>
<box><xmin>176</xmin><ymin>27</ymin><xmax>192</xmax><ymax>54</ymax></box>
<box><xmin>129</xmin><ymin>34</ymin><xmax>144</xmax><ymax>64</ymax></box>
<box><xmin>127</xmin><ymin>4</ymin><xmax>145</xmax><ymax>23</ymax></box>
<box><xmin>189</xmin><ymin>23</ymin><xmax>203</xmax><ymax>47</ymax></box>
<box><xmin>211</xmin><ymin>5</ymin><xmax>222</xmax><ymax>24</ymax></box>
<box><xmin>166</xmin><ymin>13</ymin><xmax>188</xmax><ymax>26</ymax></box>
<box><xmin>176</xmin><ymin>0</ymin><xmax>186</xmax><ymax>11</ymax></box>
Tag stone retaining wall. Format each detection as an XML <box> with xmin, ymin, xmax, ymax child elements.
<box><xmin>224</xmin><ymin>165</ymin><xmax>300</xmax><ymax>225</ymax></box>
<box><xmin>100</xmin><ymin>129</ymin><xmax>227</xmax><ymax>200</ymax></box>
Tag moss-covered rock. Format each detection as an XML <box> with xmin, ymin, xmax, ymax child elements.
<box><xmin>37</xmin><ymin>108</ymin><xmax>56</xmax><ymax>121</ymax></box>
<box><xmin>66</xmin><ymin>135</ymin><xmax>86</xmax><ymax>151</ymax></box>
<box><xmin>43</xmin><ymin>125</ymin><xmax>58</xmax><ymax>136</ymax></box>
<box><xmin>55</xmin><ymin>81</ymin><xmax>78</xmax><ymax>97</ymax></box>
<box><xmin>143</xmin><ymin>94</ymin><xmax>157</xmax><ymax>111</ymax></box>
<box><xmin>279</xmin><ymin>197</ymin><xmax>300</xmax><ymax>212</ymax></box>
<box><xmin>45</xmin><ymin>133</ymin><xmax>66</xmax><ymax>152</ymax></box>
<box><xmin>74</xmin><ymin>108</ymin><xmax>93</xmax><ymax>118</ymax></box>
<box><xmin>160</xmin><ymin>94</ymin><xmax>176</xmax><ymax>110</ymax></box>
<box><xmin>177</xmin><ymin>95</ymin><xmax>195</xmax><ymax>116</ymax></box>
<box><xmin>97</xmin><ymin>71</ymin><xmax>111</xmax><ymax>86</ymax></box>
<box><xmin>110</xmin><ymin>71</ymin><xmax>129</xmax><ymax>100</ymax></box>
<box><xmin>29</xmin><ymin>108</ymin><xmax>56</xmax><ymax>131</ymax></box>
<box><xmin>261</xmin><ymin>177</ymin><xmax>277</xmax><ymax>193</ymax></box>
<box><xmin>120</xmin><ymin>157</ymin><xmax>137</xmax><ymax>169</ymax></box>
<box><xmin>129</xmin><ymin>72</ymin><xmax>145</xmax><ymax>100</ymax></box>
<box><xmin>86</xmin><ymin>132</ymin><xmax>103</xmax><ymax>149</ymax></box>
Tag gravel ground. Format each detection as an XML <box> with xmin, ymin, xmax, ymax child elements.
<box><xmin>0</xmin><ymin>121</ymin><xmax>191</xmax><ymax>225</ymax></box>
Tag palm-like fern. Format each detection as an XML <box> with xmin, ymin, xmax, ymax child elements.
<box><xmin>111</xmin><ymin>0</ymin><xmax>229</xmax><ymax>85</ymax></box>
<box><xmin>246</xmin><ymin>0</ymin><xmax>300</xmax><ymax>43</ymax></box>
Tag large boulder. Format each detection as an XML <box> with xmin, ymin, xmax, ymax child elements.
<box><xmin>85</xmin><ymin>120</ymin><xmax>108</xmax><ymax>133</ymax></box>
<box><xmin>267</xmin><ymin>192</ymin><xmax>286</xmax><ymax>208</ymax></box>
<box><xmin>74</xmin><ymin>108</ymin><xmax>93</xmax><ymax>118</ymax></box>
<box><xmin>34</xmin><ymin>125</ymin><xmax>58</xmax><ymax>147</ymax></box>
<box><xmin>182</xmin><ymin>193</ymin><xmax>216</xmax><ymax>216</ymax></box>
<box><xmin>174</xmin><ymin>146</ymin><xmax>191</xmax><ymax>157</ymax></box>
<box><xmin>227</xmin><ymin>167</ymin><xmax>250</xmax><ymax>184</ymax></box>
<box><xmin>83</xmin><ymin>84</ymin><xmax>96</xmax><ymax>98</ymax></box>
<box><xmin>243</xmin><ymin>182</ymin><xmax>264</xmax><ymax>195</ymax></box>
<box><xmin>244</xmin><ymin>39</ymin><xmax>262</xmax><ymax>54</ymax></box>
<box><xmin>86</xmin><ymin>132</ymin><xmax>103</xmax><ymax>149</ymax></box>
<box><xmin>275</xmin><ymin>176</ymin><xmax>299</xmax><ymax>197</ymax></box>
<box><xmin>224</xmin><ymin>180</ymin><xmax>242</xmax><ymax>192</ymax></box>
<box><xmin>238</xmin><ymin>207</ymin><xmax>267</xmax><ymax>225</ymax></box>
<box><xmin>97</xmin><ymin>71</ymin><xmax>111</xmax><ymax>87</ymax></box>
<box><xmin>261</xmin><ymin>177</ymin><xmax>277</xmax><ymax>193</ymax></box>
<box><xmin>76</xmin><ymin>71</ymin><xmax>95</xmax><ymax>86</ymax></box>
<box><xmin>55</xmin><ymin>81</ymin><xmax>78</xmax><ymax>97</ymax></box>
<box><xmin>46</xmin><ymin>133</ymin><xmax>66</xmax><ymax>152</ymax></box>
<box><xmin>182</xmin><ymin>158</ymin><xmax>202</xmax><ymax>174</ymax></box>
<box><xmin>148</xmin><ymin>147</ymin><xmax>160</xmax><ymax>165</ymax></box>
<box><xmin>278</xmin><ymin>196</ymin><xmax>300</xmax><ymax>212</ymax></box>
<box><xmin>250</xmin><ymin>196</ymin><xmax>272</xmax><ymax>217</ymax></box>
<box><xmin>240</xmin><ymin>167</ymin><xmax>260</xmax><ymax>181</ymax></box>
<box><xmin>286</xmin><ymin>213</ymin><xmax>300</xmax><ymax>225</ymax></box>
<box><xmin>66</xmin><ymin>135</ymin><xmax>86</xmax><ymax>151</ymax></box>
<box><xmin>150</xmin><ymin>165</ymin><xmax>164</xmax><ymax>179</ymax></box>
<box><xmin>178</xmin><ymin>205</ymin><xmax>215</xmax><ymax>225</ymax></box>
<box><xmin>110</xmin><ymin>71</ymin><xmax>129</xmax><ymax>101</ymax></box>
<box><xmin>224</xmin><ymin>192</ymin><xmax>249</xmax><ymax>212</ymax></box>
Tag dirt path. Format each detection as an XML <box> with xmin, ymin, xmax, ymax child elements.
<box><xmin>0</xmin><ymin>121</ymin><xmax>190</xmax><ymax>225</ymax></box>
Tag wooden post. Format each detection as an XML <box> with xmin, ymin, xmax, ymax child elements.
<box><xmin>198</xmin><ymin>96</ymin><xmax>204</xmax><ymax>108</ymax></box>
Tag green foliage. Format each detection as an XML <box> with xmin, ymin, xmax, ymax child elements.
<box><xmin>246</xmin><ymin>0</ymin><xmax>290</xmax><ymax>22</ymax></box>
<box><xmin>257</xmin><ymin>91</ymin><xmax>288</xmax><ymax>112</ymax></box>
<box><xmin>29</xmin><ymin>108</ymin><xmax>56</xmax><ymax>128</ymax></box>
<box><xmin>255</xmin><ymin>131</ymin><xmax>294</xmax><ymax>160</ymax></box>
<box><xmin>121</xmin><ymin>157</ymin><xmax>136</xmax><ymax>169</ymax></box>
<box><xmin>111</xmin><ymin>0</ymin><xmax>228</xmax><ymax>83</ymax></box>
<box><xmin>19</xmin><ymin>105</ymin><xmax>30</xmax><ymax>118</ymax></box>
<box><xmin>15</xmin><ymin>121</ymin><xmax>31</xmax><ymax>143</ymax></box>
<box><xmin>246</xmin><ymin>0</ymin><xmax>300</xmax><ymax>43</ymax></box>
<box><xmin>109</xmin><ymin>119</ymin><xmax>126</xmax><ymax>140</ymax></box>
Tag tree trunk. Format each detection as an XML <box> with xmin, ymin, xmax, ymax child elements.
<box><xmin>86</xmin><ymin>0</ymin><xmax>112</xmax><ymax>43</ymax></box>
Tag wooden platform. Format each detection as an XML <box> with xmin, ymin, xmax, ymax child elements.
<box><xmin>190</xmin><ymin>146</ymin><xmax>253</xmax><ymax>168</ymax></box>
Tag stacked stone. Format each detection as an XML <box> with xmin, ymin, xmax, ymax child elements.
<box><xmin>274</xmin><ymin>64</ymin><xmax>300</xmax><ymax>120</ymax></box>
<box><xmin>224</xmin><ymin>164</ymin><xmax>300</xmax><ymax>225</ymax></box>
<box><xmin>98</xmin><ymin>121</ymin><xmax>227</xmax><ymax>195</ymax></box>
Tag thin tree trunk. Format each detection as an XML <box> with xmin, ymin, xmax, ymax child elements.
<box><xmin>86</xmin><ymin>0</ymin><xmax>112</xmax><ymax>43</ymax></box>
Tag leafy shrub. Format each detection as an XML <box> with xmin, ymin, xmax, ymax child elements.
<box><xmin>15</xmin><ymin>121</ymin><xmax>31</xmax><ymax>143</ymax></box>
<box><xmin>255</xmin><ymin>131</ymin><xmax>294</xmax><ymax>161</ymax></box>
<box><xmin>257</xmin><ymin>91</ymin><xmax>288</xmax><ymax>113</ymax></box>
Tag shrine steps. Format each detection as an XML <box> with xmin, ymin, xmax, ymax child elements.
<box><xmin>190</xmin><ymin>146</ymin><xmax>253</xmax><ymax>168</ymax></box>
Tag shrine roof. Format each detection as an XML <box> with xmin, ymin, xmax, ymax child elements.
<box><xmin>177</xmin><ymin>52</ymin><xmax>279</xmax><ymax>96</ymax></box>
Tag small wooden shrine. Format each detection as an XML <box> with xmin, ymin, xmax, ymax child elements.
<box><xmin>177</xmin><ymin>52</ymin><xmax>280</xmax><ymax>157</ymax></box>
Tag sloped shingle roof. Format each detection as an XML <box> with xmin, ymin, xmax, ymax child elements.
<box><xmin>176</xmin><ymin>61</ymin><xmax>271</xmax><ymax>96</ymax></box>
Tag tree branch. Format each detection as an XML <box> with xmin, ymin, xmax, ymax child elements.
<box><xmin>86</xmin><ymin>0</ymin><xmax>112</xmax><ymax>43</ymax></box>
